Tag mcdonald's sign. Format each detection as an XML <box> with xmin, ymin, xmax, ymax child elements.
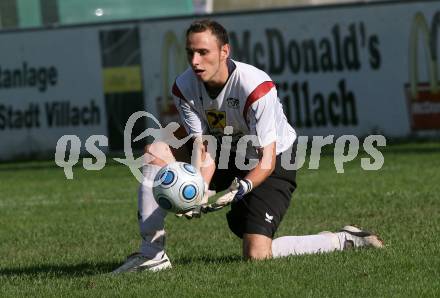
<box><xmin>405</xmin><ymin>12</ymin><xmax>440</xmax><ymax>130</ymax></box>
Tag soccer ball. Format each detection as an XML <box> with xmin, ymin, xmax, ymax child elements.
<box><xmin>153</xmin><ymin>162</ymin><xmax>205</xmax><ymax>213</ymax></box>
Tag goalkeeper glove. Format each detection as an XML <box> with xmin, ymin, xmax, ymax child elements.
<box><xmin>175</xmin><ymin>182</ymin><xmax>215</xmax><ymax>219</ymax></box>
<box><xmin>203</xmin><ymin>177</ymin><xmax>252</xmax><ymax>212</ymax></box>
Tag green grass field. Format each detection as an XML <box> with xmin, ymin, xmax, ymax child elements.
<box><xmin>1</xmin><ymin>142</ymin><xmax>439</xmax><ymax>297</ymax></box>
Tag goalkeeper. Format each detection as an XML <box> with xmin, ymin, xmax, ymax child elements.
<box><xmin>113</xmin><ymin>19</ymin><xmax>383</xmax><ymax>273</ymax></box>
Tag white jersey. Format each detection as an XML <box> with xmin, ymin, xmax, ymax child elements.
<box><xmin>172</xmin><ymin>59</ymin><xmax>296</xmax><ymax>159</ymax></box>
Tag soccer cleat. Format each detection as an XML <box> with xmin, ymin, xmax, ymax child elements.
<box><xmin>112</xmin><ymin>252</ymin><xmax>172</xmax><ymax>274</ymax></box>
<box><xmin>339</xmin><ymin>225</ymin><xmax>384</xmax><ymax>249</ymax></box>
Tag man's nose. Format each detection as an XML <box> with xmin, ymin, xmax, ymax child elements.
<box><xmin>191</xmin><ymin>53</ymin><xmax>200</xmax><ymax>66</ymax></box>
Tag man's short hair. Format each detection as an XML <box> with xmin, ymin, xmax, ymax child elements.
<box><xmin>186</xmin><ymin>19</ymin><xmax>229</xmax><ymax>46</ymax></box>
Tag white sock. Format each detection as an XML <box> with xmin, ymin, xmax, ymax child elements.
<box><xmin>138</xmin><ymin>164</ymin><xmax>168</xmax><ymax>260</ymax></box>
<box><xmin>272</xmin><ymin>233</ymin><xmax>343</xmax><ymax>258</ymax></box>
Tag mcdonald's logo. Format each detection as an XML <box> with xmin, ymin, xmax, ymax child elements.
<box><xmin>404</xmin><ymin>12</ymin><xmax>440</xmax><ymax>131</ymax></box>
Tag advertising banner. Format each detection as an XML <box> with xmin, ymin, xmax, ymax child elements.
<box><xmin>1</xmin><ymin>0</ymin><xmax>439</xmax><ymax>161</ymax></box>
<box><xmin>140</xmin><ymin>1</ymin><xmax>440</xmax><ymax>138</ymax></box>
<box><xmin>0</xmin><ymin>28</ymin><xmax>107</xmax><ymax>160</ymax></box>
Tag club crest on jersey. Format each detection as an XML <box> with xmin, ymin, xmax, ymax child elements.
<box><xmin>226</xmin><ymin>97</ymin><xmax>240</xmax><ymax>109</ymax></box>
<box><xmin>206</xmin><ymin>110</ymin><xmax>226</xmax><ymax>129</ymax></box>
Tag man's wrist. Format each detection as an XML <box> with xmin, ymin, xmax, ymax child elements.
<box><xmin>237</xmin><ymin>178</ymin><xmax>253</xmax><ymax>197</ymax></box>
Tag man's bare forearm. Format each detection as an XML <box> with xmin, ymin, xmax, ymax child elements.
<box><xmin>244</xmin><ymin>142</ymin><xmax>276</xmax><ymax>189</ymax></box>
<box><xmin>192</xmin><ymin>137</ymin><xmax>216</xmax><ymax>185</ymax></box>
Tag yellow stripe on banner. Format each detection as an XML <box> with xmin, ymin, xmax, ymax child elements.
<box><xmin>103</xmin><ymin>66</ymin><xmax>142</xmax><ymax>93</ymax></box>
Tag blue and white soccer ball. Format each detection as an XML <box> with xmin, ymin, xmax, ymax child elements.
<box><xmin>153</xmin><ymin>162</ymin><xmax>205</xmax><ymax>213</ymax></box>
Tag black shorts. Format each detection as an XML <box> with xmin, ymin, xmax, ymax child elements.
<box><xmin>210</xmin><ymin>143</ymin><xmax>297</xmax><ymax>239</ymax></box>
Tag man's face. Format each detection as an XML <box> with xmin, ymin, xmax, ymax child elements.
<box><xmin>186</xmin><ymin>30</ymin><xmax>229</xmax><ymax>86</ymax></box>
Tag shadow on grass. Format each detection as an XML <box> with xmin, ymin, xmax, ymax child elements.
<box><xmin>0</xmin><ymin>261</ymin><xmax>119</xmax><ymax>277</ymax></box>
<box><xmin>0</xmin><ymin>256</ymin><xmax>242</xmax><ymax>277</ymax></box>
<box><xmin>175</xmin><ymin>254</ymin><xmax>242</xmax><ymax>265</ymax></box>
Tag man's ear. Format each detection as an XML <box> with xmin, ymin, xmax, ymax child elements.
<box><xmin>221</xmin><ymin>43</ymin><xmax>230</xmax><ymax>60</ymax></box>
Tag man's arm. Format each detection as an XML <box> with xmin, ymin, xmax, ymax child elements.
<box><xmin>204</xmin><ymin>88</ymin><xmax>279</xmax><ymax>211</ymax></box>
<box><xmin>192</xmin><ymin>136</ymin><xmax>216</xmax><ymax>186</ymax></box>
<box><xmin>242</xmin><ymin>86</ymin><xmax>278</xmax><ymax>191</ymax></box>
<box><xmin>242</xmin><ymin>141</ymin><xmax>276</xmax><ymax>189</ymax></box>
<box><xmin>204</xmin><ymin>141</ymin><xmax>276</xmax><ymax>212</ymax></box>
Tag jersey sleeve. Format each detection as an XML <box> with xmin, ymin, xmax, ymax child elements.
<box><xmin>246</xmin><ymin>88</ymin><xmax>278</xmax><ymax>148</ymax></box>
<box><xmin>172</xmin><ymin>82</ymin><xmax>207</xmax><ymax>137</ymax></box>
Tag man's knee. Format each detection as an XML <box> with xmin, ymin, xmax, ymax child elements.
<box><xmin>243</xmin><ymin>233</ymin><xmax>273</xmax><ymax>260</ymax></box>
<box><xmin>145</xmin><ymin>142</ymin><xmax>176</xmax><ymax>166</ymax></box>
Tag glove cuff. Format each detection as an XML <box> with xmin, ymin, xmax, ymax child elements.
<box><xmin>239</xmin><ymin>178</ymin><xmax>253</xmax><ymax>195</ymax></box>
